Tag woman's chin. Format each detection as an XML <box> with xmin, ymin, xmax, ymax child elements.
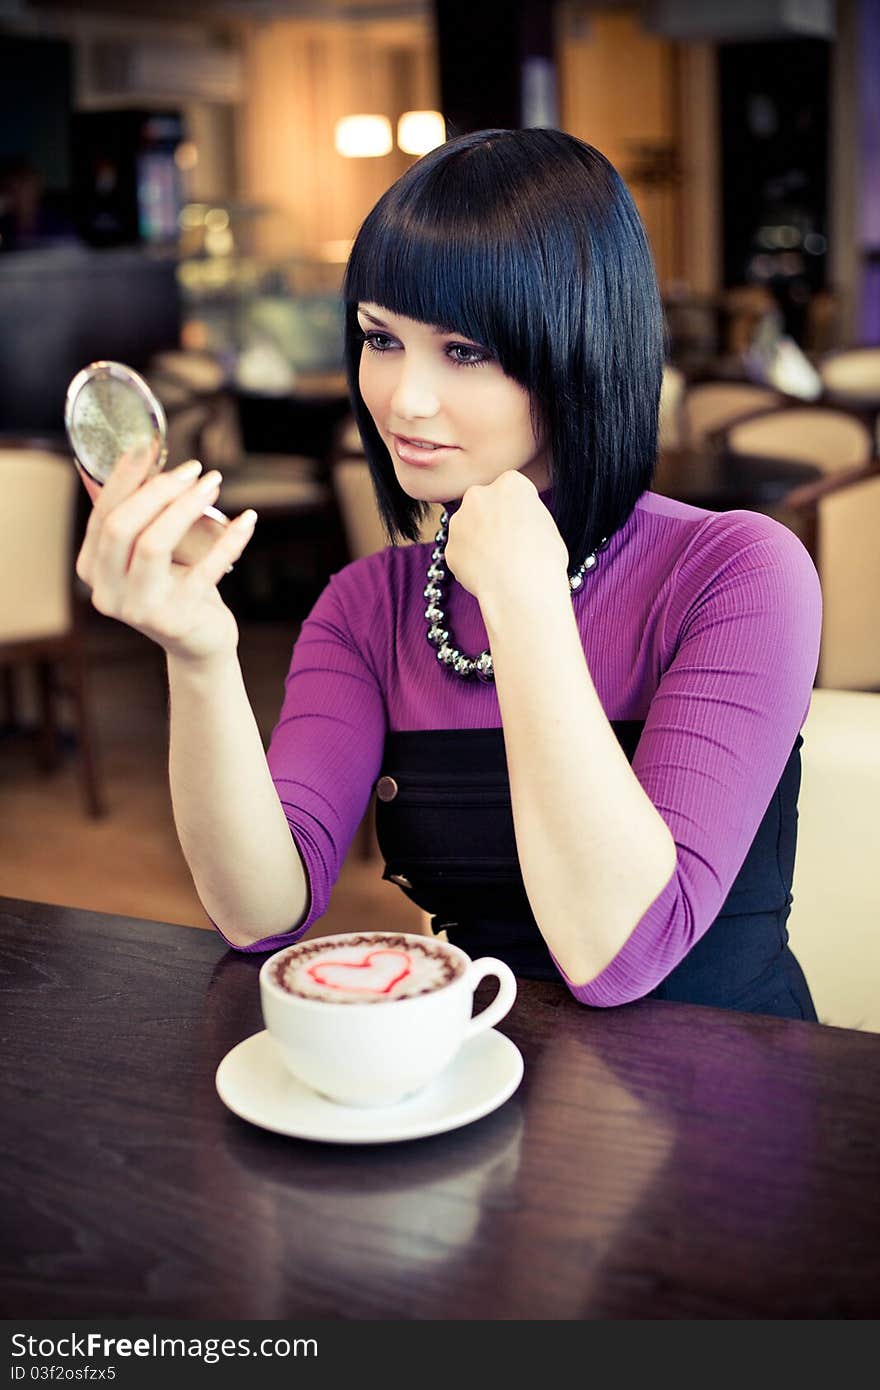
<box><xmin>394</xmin><ymin>470</ymin><xmax>460</xmax><ymax>505</ymax></box>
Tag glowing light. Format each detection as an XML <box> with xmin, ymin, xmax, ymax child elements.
<box><xmin>334</xmin><ymin>115</ymin><xmax>392</xmax><ymax>158</ymax></box>
<box><xmin>205</xmin><ymin>226</ymin><xmax>234</xmax><ymax>257</ymax></box>
<box><xmin>397</xmin><ymin>111</ymin><xmax>446</xmax><ymax>155</ymax></box>
<box><xmin>179</xmin><ymin>203</ymin><xmax>207</xmax><ymax>229</ymax></box>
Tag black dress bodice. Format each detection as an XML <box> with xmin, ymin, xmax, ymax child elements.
<box><xmin>374</xmin><ymin>724</ymin><xmax>816</xmax><ymax>1021</ymax></box>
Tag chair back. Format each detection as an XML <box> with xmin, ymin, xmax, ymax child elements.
<box><xmin>332</xmin><ymin>460</ymin><xmax>389</xmax><ymax>558</ymax></box>
<box><xmin>790</xmin><ymin>689</ymin><xmax>880</xmax><ymax>1031</ymax></box>
<box><xmin>814</xmin><ymin>471</ymin><xmax>880</xmax><ymax>689</ymax></box>
<box><xmin>681</xmin><ymin>381</ymin><xmax>783</xmax><ymax>447</ymax></box>
<box><xmin>330</xmin><ymin>413</ymin><xmax>443</xmax><ymax>558</ymax></box>
<box><xmin>725</xmin><ymin>405</ymin><xmax>873</xmax><ymax>475</ymax></box>
<box><xmin>332</xmin><ymin>457</ymin><xmax>443</xmax><ymax>559</ymax></box>
<box><xmin>819</xmin><ymin>347</ymin><xmax>880</xmax><ymax>397</ymax></box>
<box><xmin>336</xmin><ymin>415</ymin><xmax>363</xmax><ymax>455</ymax></box>
<box><xmin>0</xmin><ymin>447</ymin><xmax>78</xmax><ymax>644</ymax></box>
<box><xmin>658</xmin><ymin>364</ymin><xmax>685</xmax><ymax>450</ymax></box>
<box><xmin>147</xmin><ymin>351</ymin><xmax>246</xmax><ymax>475</ymax></box>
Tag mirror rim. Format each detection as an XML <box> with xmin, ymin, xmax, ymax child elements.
<box><xmin>64</xmin><ymin>359</ymin><xmax>169</xmax><ymax>485</ymax></box>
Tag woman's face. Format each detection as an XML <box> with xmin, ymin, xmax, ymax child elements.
<box><xmin>356</xmin><ymin>303</ymin><xmax>551</xmax><ymax>501</ymax></box>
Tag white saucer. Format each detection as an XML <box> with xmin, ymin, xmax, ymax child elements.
<box><xmin>215</xmin><ymin>1028</ymin><xmax>523</xmax><ymax>1145</ymax></box>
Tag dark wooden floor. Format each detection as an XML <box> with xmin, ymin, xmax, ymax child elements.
<box><xmin>1</xmin><ymin>606</ymin><xmax>423</xmax><ymax>942</ymax></box>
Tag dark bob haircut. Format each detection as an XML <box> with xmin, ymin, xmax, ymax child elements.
<box><xmin>342</xmin><ymin>127</ymin><xmax>664</xmax><ymax>567</ymax></box>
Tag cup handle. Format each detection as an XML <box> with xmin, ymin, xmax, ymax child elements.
<box><xmin>462</xmin><ymin>957</ymin><xmax>517</xmax><ymax>1039</ymax></box>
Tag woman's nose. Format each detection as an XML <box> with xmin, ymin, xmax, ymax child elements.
<box><xmin>389</xmin><ymin>358</ymin><xmax>440</xmax><ymax>421</ymax></box>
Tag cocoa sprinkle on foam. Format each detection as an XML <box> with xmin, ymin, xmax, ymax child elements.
<box><xmin>270</xmin><ymin>933</ymin><xmax>461</xmax><ymax>1004</ymax></box>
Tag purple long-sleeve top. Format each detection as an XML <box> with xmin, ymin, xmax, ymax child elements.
<box><xmin>215</xmin><ymin>487</ymin><xmax>822</xmax><ymax>1007</ymax></box>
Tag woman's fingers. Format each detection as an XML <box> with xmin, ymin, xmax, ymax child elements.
<box><xmin>186</xmin><ymin>509</ymin><xmax>259</xmax><ymax>590</ymax></box>
<box><xmin>125</xmin><ymin>469</ymin><xmax>223</xmax><ymax>582</ymax></box>
<box><xmin>171</xmin><ymin>512</ymin><xmax>228</xmax><ymax>568</ymax></box>
<box><xmin>76</xmin><ymin>448</ymin><xmax>183</xmax><ymax>585</ymax></box>
<box><xmin>82</xmin><ymin>444</ymin><xmax>159</xmax><ymax>519</ymax></box>
<box><xmin>95</xmin><ymin>442</ymin><xmax>161</xmax><ymax>511</ymax></box>
<box><xmin>88</xmin><ymin>460</ymin><xmax>209</xmax><ymax>581</ymax></box>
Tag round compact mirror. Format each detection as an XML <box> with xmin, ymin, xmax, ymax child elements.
<box><xmin>65</xmin><ymin>360</ymin><xmax>168</xmax><ymax>486</ymax></box>
<box><xmin>64</xmin><ymin>360</ymin><xmax>230</xmax><ymax>559</ymax></box>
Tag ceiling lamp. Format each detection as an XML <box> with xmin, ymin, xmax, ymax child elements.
<box><xmin>334</xmin><ymin>115</ymin><xmax>393</xmax><ymax>158</ymax></box>
<box><xmin>397</xmin><ymin>110</ymin><xmax>446</xmax><ymax>156</ymax></box>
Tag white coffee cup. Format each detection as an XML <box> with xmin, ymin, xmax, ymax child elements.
<box><xmin>259</xmin><ymin>930</ymin><xmax>517</xmax><ymax>1108</ymax></box>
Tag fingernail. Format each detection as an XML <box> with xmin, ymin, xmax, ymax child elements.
<box><xmin>176</xmin><ymin>459</ymin><xmax>203</xmax><ymax>480</ymax></box>
<box><xmin>238</xmin><ymin>510</ymin><xmax>258</xmax><ymax>528</ymax></box>
<box><xmin>198</xmin><ymin>470</ymin><xmax>222</xmax><ymax>490</ymax></box>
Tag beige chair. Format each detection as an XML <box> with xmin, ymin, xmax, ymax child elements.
<box><xmin>790</xmin><ymin>688</ymin><xmax>880</xmax><ymax>1031</ymax></box>
<box><xmin>658</xmin><ymin>364</ymin><xmax>685</xmax><ymax>451</ymax></box>
<box><xmin>784</xmin><ymin>468</ymin><xmax>880</xmax><ymax>691</ymax></box>
<box><xmin>332</xmin><ymin>459</ymin><xmax>445</xmax><ymax>556</ymax></box>
<box><xmin>818</xmin><ymin>347</ymin><xmax>880</xmax><ymax>400</ymax></box>
<box><xmin>147</xmin><ymin>349</ymin><xmax>328</xmax><ymax>507</ymax></box>
<box><xmin>680</xmin><ymin>381</ymin><xmax>784</xmax><ymax>448</ymax></box>
<box><xmin>147</xmin><ymin>351</ymin><xmax>336</xmax><ymax>614</ymax></box>
<box><xmin>330</xmin><ymin>459</ymin><xmax>389</xmax><ymax>558</ymax></box>
<box><xmin>723</xmin><ymin>404</ymin><xmax>874</xmax><ymax>476</ymax></box>
<box><xmin>0</xmin><ymin>444</ymin><xmax>105</xmax><ymax>816</ymax></box>
<box><xmin>331</xmin><ymin>414</ymin><xmax>444</xmax><ymax>560</ymax></box>
<box><xmin>721</xmin><ymin>284</ymin><xmax>777</xmax><ymax>356</ymax></box>
<box><xmin>818</xmin><ymin>347</ymin><xmax>880</xmax><ymax>453</ymax></box>
<box><xmin>336</xmin><ymin>414</ymin><xmax>364</xmax><ymax>455</ymax></box>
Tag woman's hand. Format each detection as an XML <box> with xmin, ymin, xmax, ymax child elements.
<box><xmin>75</xmin><ymin>448</ymin><xmax>257</xmax><ymax>664</ymax></box>
<box><xmin>443</xmin><ymin>469</ymin><xmax>569</xmax><ymax>615</ymax></box>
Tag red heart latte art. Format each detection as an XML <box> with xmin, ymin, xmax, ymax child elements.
<box><xmin>305</xmin><ymin>948</ymin><xmax>413</xmax><ymax>996</ymax></box>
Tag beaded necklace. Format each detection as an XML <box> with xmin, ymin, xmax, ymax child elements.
<box><xmin>424</xmin><ymin>508</ymin><xmax>609</xmax><ymax>681</ymax></box>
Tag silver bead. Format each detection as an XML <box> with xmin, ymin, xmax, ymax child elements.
<box><xmin>426</xmin><ymin>521</ymin><xmax>605</xmax><ymax>681</ymax></box>
<box><xmin>475</xmin><ymin>651</ymin><xmax>494</xmax><ymax>677</ymax></box>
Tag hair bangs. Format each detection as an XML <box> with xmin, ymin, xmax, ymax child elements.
<box><xmin>343</xmin><ymin>185</ymin><xmax>541</xmax><ymax>381</ymax></box>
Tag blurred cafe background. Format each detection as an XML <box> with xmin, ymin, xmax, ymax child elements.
<box><xmin>1</xmin><ymin>0</ymin><xmax>878</xmax><ymax>1031</ymax></box>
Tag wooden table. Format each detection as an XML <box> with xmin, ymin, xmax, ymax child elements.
<box><xmin>2</xmin><ymin>897</ymin><xmax>878</xmax><ymax>1320</ymax></box>
<box><xmin>654</xmin><ymin>447</ymin><xmax>822</xmax><ymax>511</ymax></box>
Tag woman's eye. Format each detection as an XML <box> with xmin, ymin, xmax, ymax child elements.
<box><xmin>361</xmin><ymin>331</ymin><xmax>395</xmax><ymax>352</ymax></box>
<box><xmin>358</xmin><ymin>328</ymin><xmax>490</xmax><ymax>367</ymax></box>
<box><xmin>447</xmin><ymin>343</ymin><xmax>490</xmax><ymax>367</ymax></box>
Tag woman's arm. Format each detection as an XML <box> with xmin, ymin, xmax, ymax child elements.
<box><xmin>481</xmin><ymin>511</ymin><xmax>821</xmax><ymax>1001</ymax></box>
<box><xmin>484</xmin><ymin>583</ymin><xmax>677</xmax><ymax>986</ymax></box>
<box><xmin>167</xmin><ymin>647</ymin><xmax>310</xmax><ymax>947</ymax></box>
<box><xmin>170</xmin><ymin>563</ymin><xmax>387</xmax><ymax>953</ymax></box>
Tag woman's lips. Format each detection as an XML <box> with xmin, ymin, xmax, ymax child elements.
<box><xmin>392</xmin><ymin>434</ymin><xmax>458</xmax><ymax>467</ymax></box>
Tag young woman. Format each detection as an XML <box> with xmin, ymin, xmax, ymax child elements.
<box><xmin>75</xmin><ymin>128</ymin><xmax>822</xmax><ymax>1019</ymax></box>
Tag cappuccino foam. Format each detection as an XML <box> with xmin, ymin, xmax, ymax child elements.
<box><xmin>271</xmin><ymin>933</ymin><xmax>463</xmax><ymax>1004</ymax></box>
